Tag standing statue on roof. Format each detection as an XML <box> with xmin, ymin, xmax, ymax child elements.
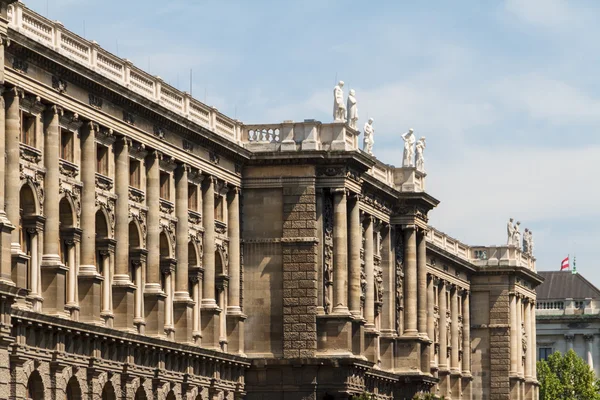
<box><xmin>507</xmin><ymin>217</ymin><xmax>515</xmax><ymax>246</ymax></box>
<box><xmin>513</xmin><ymin>221</ymin><xmax>521</xmax><ymax>248</ymax></box>
<box><xmin>363</xmin><ymin>118</ymin><xmax>374</xmax><ymax>155</ymax></box>
<box><xmin>415</xmin><ymin>137</ymin><xmax>426</xmax><ymax>172</ymax></box>
<box><xmin>346</xmin><ymin>89</ymin><xmax>358</xmax><ymax>129</ymax></box>
<box><xmin>333</xmin><ymin>81</ymin><xmax>346</xmax><ymax>122</ymax></box>
<box><xmin>401</xmin><ymin>128</ymin><xmax>415</xmax><ymax>167</ymax></box>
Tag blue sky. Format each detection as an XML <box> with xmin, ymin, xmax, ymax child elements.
<box><xmin>23</xmin><ymin>0</ymin><xmax>600</xmax><ymax>286</ymax></box>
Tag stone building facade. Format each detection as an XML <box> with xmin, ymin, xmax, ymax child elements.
<box><xmin>0</xmin><ymin>1</ymin><xmax>542</xmax><ymax>399</ymax></box>
<box><xmin>536</xmin><ymin>271</ymin><xmax>600</xmax><ymax>375</ymax></box>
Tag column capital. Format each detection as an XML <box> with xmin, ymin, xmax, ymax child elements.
<box><xmin>402</xmin><ymin>224</ymin><xmax>417</xmax><ymax>231</ymax></box>
<box><xmin>331</xmin><ymin>187</ymin><xmax>347</xmax><ymax>196</ymax></box>
<box><xmin>565</xmin><ymin>334</ymin><xmax>575</xmax><ymax>342</ymax></box>
<box><xmin>86</xmin><ymin>121</ymin><xmax>100</xmax><ymax>133</ymax></box>
<box><xmin>46</xmin><ymin>104</ymin><xmax>63</xmax><ymax>117</ymax></box>
<box><xmin>459</xmin><ymin>288</ymin><xmax>470</xmax><ymax>297</ymax></box>
<box><xmin>584</xmin><ymin>334</ymin><xmax>594</xmax><ymax>342</ymax></box>
<box><xmin>227</xmin><ymin>185</ymin><xmax>241</xmax><ymax>197</ymax></box>
<box><xmin>4</xmin><ymin>85</ymin><xmax>24</xmax><ymax>98</ymax></box>
<box><xmin>203</xmin><ymin>174</ymin><xmax>217</xmax><ymax>187</ymax></box>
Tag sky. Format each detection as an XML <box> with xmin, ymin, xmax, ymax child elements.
<box><xmin>22</xmin><ymin>0</ymin><xmax>600</xmax><ymax>286</ymax></box>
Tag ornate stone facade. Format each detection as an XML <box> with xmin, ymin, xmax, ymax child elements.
<box><xmin>0</xmin><ymin>2</ymin><xmax>542</xmax><ymax>399</ymax></box>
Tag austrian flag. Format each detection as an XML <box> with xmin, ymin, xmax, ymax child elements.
<box><xmin>561</xmin><ymin>256</ymin><xmax>570</xmax><ymax>271</ymax></box>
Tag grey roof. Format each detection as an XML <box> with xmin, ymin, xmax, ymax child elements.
<box><xmin>536</xmin><ymin>271</ymin><xmax>600</xmax><ymax>300</ymax></box>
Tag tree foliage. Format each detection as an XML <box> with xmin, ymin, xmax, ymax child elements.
<box><xmin>538</xmin><ymin>349</ymin><xmax>600</xmax><ymax>400</ymax></box>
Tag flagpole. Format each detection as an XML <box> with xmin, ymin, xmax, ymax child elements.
<box><xmin>573</xmin><ymin>254</ymin><xmax>577</xmax><ymax>275</ymax></box>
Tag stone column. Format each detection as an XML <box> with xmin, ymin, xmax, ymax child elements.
<box><xmin>517</xmin><ymin>296</ymin><xmax>523</xmax><ymax>375</ymax></box>
<box><xmin>438</xmin><ymin>280</ymin><xmax>448</xmax><ymax>370</ymax></box>
<box><xmin>417</xmin><ymin>228</ymin><xmax>428</xmax><ymax>337</ymax></box>
<box><xmin>101</xmin><ymin>251</ymin><xmax>111</xmax><ymax>316</ymax></box>
<box><xmin>585</xmin><ymin>335</ymin><xmax>594</xmax><ymax>370</ymax></box>
<box><xmin>348</xmin><ymin>194</ymin><xmax>361</xmax><ymax>316</ymax></box>
<box><xmin>532</xmin><ymin>302</ymin><xmax>537</xmax><ymax>381</ymax></box>
<box><xmin>462</xmin><ymin>290</ymin><xmax>471</xmax><ymax>375</ymax></box>
<box><xmin>364</xmin><ymin>216</ymin><xmax>375</xmax><ymax>326</ymax></box>
<box><xmin>524</xmin><ymin>300</ymin><xmax>532</xmax><ymax>379</ymax></box>
<box><xmin>113</xmin><ymin>137</ymin><xmax>135</xmax><ymax>331</ymax></box>
<box><xmin>403</xmin><ymin>225</ymin><xmax>418</xmax><ymax>335</ymax></box>
<box><xmin>566</xmin><ymin>334</ymin><xmax>574</xmax><ymax>351</ymax></box>
<box><xmin>450</xmin><ymin>285</ymin><xmax>459</xmax><ymax>373</ymax></box>
<box><xmin>78</xmin><ymin>122</ymin><xmax>102</xmax><ymax>324</ymax></box>
<box><xmin>191</xmin><ymin>272</ymin><xmax>202</xmax><ymax>343</ymax></box>
<box><xmin>201</xmin><ymin>176</ymin><xmax>219</xmax><ymax>349</ymax></box>
<box><xmin>65</xmin><ymin>240</ymin><xmax>77</xmax><ymax>311</ymax></box>
<box><xmin>0</xmin><ymin>88</ymin><xmax>15</xmax><ymax>286</ymax></box>
<box><xmin>41</xmin><ymin>106</ymin><xmax>68</xmax><ymax>316</ymax></box>
<box><xmin>510</xmin><ymin>293</ymin><xmax>518</xmax><ymax>375</ymax></box>
<box><xmin>427</xmin><ymin>275</ymin><xmax>436</xmax><ymax>371</ymax></box>
<box><xmin>332</xmin><ymin>189</ymin><xmax>349</xmax><ymax>315</ymax></box>
<box><xmin>144</xmin><ymin>151</ymin><xmax>165</xmax><ymax>336</ymax></box>
<box><xmin>227</xmin><ymin>186</ymin><xmax>245</xmax><ymax>355</ymax></box>
<box><xmin>227</xmin><ymin>187</ymin><xmax>241</xmax><ymax>313</ymax></box>
<box><xmin>29</xmin><ymin>230</ymin><xmax>39</xmax><ymax>302</ymax></box>
<box><xmin>5</xmin><ymin>88</ymin><xmax>21</xmax><ymax>253</ymax></box>
<box><xmin>174</xmin><ymin>163</ymin><xmax>194</xmax><ymax>344</ymax></box>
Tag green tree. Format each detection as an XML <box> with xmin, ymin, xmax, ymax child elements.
<box><xmin>538</xmin><ymin>349</ymin><xmax>600</xmax><ymax>400</ymax></box>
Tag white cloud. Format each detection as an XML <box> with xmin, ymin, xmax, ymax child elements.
<box><xmin>504</xmin><ymin>0</ymin><xmax>580</xmax><ymax>28</ymax></box>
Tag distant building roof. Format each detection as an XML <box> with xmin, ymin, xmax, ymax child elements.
<box><xmin>537</xmin><ymin>271</ymin><xmax>600</xmax><ymax>300</ymax></box>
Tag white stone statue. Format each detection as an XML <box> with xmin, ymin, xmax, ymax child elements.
<box><xmin>363</xmin><ymin>118</ymin><xmax>374</xmax><ymax>155</ymax></box>
<box><xmin>401</xmin><ymin>128</ymin><xmax>415</xmax><ymax>167</ymax></box>
<box><xmin>507</xmin><ymin>217</ymin><xmax>514</xmax><ymax>246</ymax></box>
<box><xmin>523</xmin><ymin>228</ymin><xmax>530</xmax><ymax>253</ymax></box>
<box><xmin>513</xmin><ymin>221</ymin><xmax>521</xmax><ymax>248</ymax></box>
<box><xmin>346</xmin><ymin>89</ymin><xmax>358</xmax><ymax>129</ymax></box>
<box><xmin>333</xmin><ymin>81</ymin><xmax>346</xmax><ymax>122</ymax></box>
<box><xmin>415</xmin><ymin>136</ymin><xmax>426</xmax><ymax>171</ymax></box>
<box><xmin>529</xmin><ymin>230</ymin><xmax>534</xmax><ymax>256</ymax></box>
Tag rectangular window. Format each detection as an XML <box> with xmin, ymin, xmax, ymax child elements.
<box><xmin>129</xmin><ymin>159</ymin><xmax>141</xmax><ymax>188</ymax></box>
<box><xmin>188</xmin><ymin>184</ymin><xmax>198</xmax><ymax>211</ymax></box>
<box><xmin>20</xmin><ymin>112</ymin><xmax>36</xmax><ymax>147</ymax></box>
<box><xmin>539</xmin><ymin>347</ymin><xmax>553</xmax><ymax>361</ymax></box>
<box><xmin>60</xmin><ymin>129</ymin><xmax>74</xmax><ymax>162</ymax></box>
<box><xmin>160</xmin><ymin>172</ymin><xmax>170</xmax><ymax>200</ymax></box>
<box><xmin>214</xmin><ymin>194</ymin><xmax>223</xmax><ymax>221</ymax></box>
<box><xmin>96</xmin><ymin>144</ymin><xmax>109</xmax><ymax>175</ymax></box>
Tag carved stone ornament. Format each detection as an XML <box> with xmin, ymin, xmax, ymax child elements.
<box><xmin>12</xmin><ymin>57</ymin><xmax>28</xmax><ymax>74</ymax></box>
<box><xmin>316</xmin><ymin>166</ymin><xmax>360</xmax><ymax>182</ymax></box>
<box><xmin>374</xmin><ymin>257</ymin><xmax>384</xmax><ymax>304</ymax></box>
<box><xmin>20</xmin><ymin>167</ymin><xmax>45</xmax><ymax>214</ymax></box>
<box><xmin>20</xmin><ymin>143</ymin><xmax>42</xmax><ymax>164</ymax></box>
<box><xmin>362</xmin><ymin>191</ymin><xmax>392</xmax><ymax>214</ymax></box>
<box><xmin>183</xmin><ymin>139</ymin><xmax>194</xmax><ymax>152</ymax></box>
<box><xmin>89</xmin><ymin>93</ymin><xmax>103</xmax><ymax>109</ymax></box>
<box><xmin>209</xmin><ymin>151</ymin><xmax>220</xmax><ymax>165</ymax></box>
<box><xmin>153</xmin><ymin>125</ymin><xmax>165</xmax><ymax>139</ymax></box>
<box><xmin>323</xmin><ymin>193</ymin><xmax>334</xmax><ymax>314</ymax></box>
<box><xmin>95</xmin><ymin>174</ymin><xmax>114</xmax><ymax>191</ymax></box>
<box><xmin>129</xmin><ymin>187</ymin><xmax>145</xmax><ymax>203</ymax></box>
<box><xmin>52</xmin><ymin>76</ymin><xmax>68</xmax><ymax>93</ymax></box>
<box><xmin>395</xmin><ymin>229</ymin><xmax>404</xmax><ymax>333</ymax></box>
<box><xmin>188</xmin><ymin>211</ymin><xmax>201</xmax><ymax>225</ymax></box>
<box><xmin>123</xmin><ymin>111</ymin><xmax>135</xmax><ymax>125</ymax></box>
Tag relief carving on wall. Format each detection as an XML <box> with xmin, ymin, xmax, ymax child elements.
<box><xmin>323</xmin><ymin>193</ymin><xmax>334</xmax><ymax>314</ymax></box>
<box><xmin>360</xmin><ymin>223</ymin><xmax>366</xmax><ymax>310</ymax></box>
<box><xmin>160</xmin><ymin>220</ymin><xmax>176</xmax><ymax>257</ymax></box>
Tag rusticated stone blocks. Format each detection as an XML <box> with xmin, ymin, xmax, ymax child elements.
<box><xmin>282</xmin><ymin>185</ymin><xmax>318</xmax><ymax>358</ymax></box>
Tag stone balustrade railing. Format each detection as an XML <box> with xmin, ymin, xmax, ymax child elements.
<box><xmin>426</xmin><ymin>227</ymin><xmax>536</xmax><ymax>271</ymax></box>
<box><xmin>537</xmin><ymin>298</ymin><xmax>599</xmax><ymax>316</ymax></box>
<box><xmin>7</xmin><ymin>2</ymin><xmax>242</xmax><ymax>142</ymax></box>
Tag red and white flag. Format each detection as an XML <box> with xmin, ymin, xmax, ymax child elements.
<box><xmin>561</xmin><ymin>256</ymin><xmax>569</xmax><ymax>271</ymax></box>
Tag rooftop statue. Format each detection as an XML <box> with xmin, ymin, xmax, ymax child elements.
<box><xmin>363</xmin><ymin>118</ymin><xmax>374</xmax><ymax>155</ymax></box>
<box><xmin>507</xmin><ymin>217</ymin><xmax>515</xmax><ymax>246</ymax></box>
<box><xmin>333</xmin><ymin>81</ymin><xmax>346</xmax><ymax>122</ymax></box>
<box><xmin>415</xmin><ymin>137</ymin><xmax>426</xmax><ymax>172</ymax></box>
<box><xmin>346</xmin><ymin>89</ymin><xmax>358</xmax><ymax>129</ymax></box>
<box><xmin>513</xmin><ymin>221</ymin><xmax>521</xmax><ymax>248</ymax></box>
<box><xmin>401</xmin><ymin>128</ymin><xmax>415</xmax><ymax>167</ymax></box>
